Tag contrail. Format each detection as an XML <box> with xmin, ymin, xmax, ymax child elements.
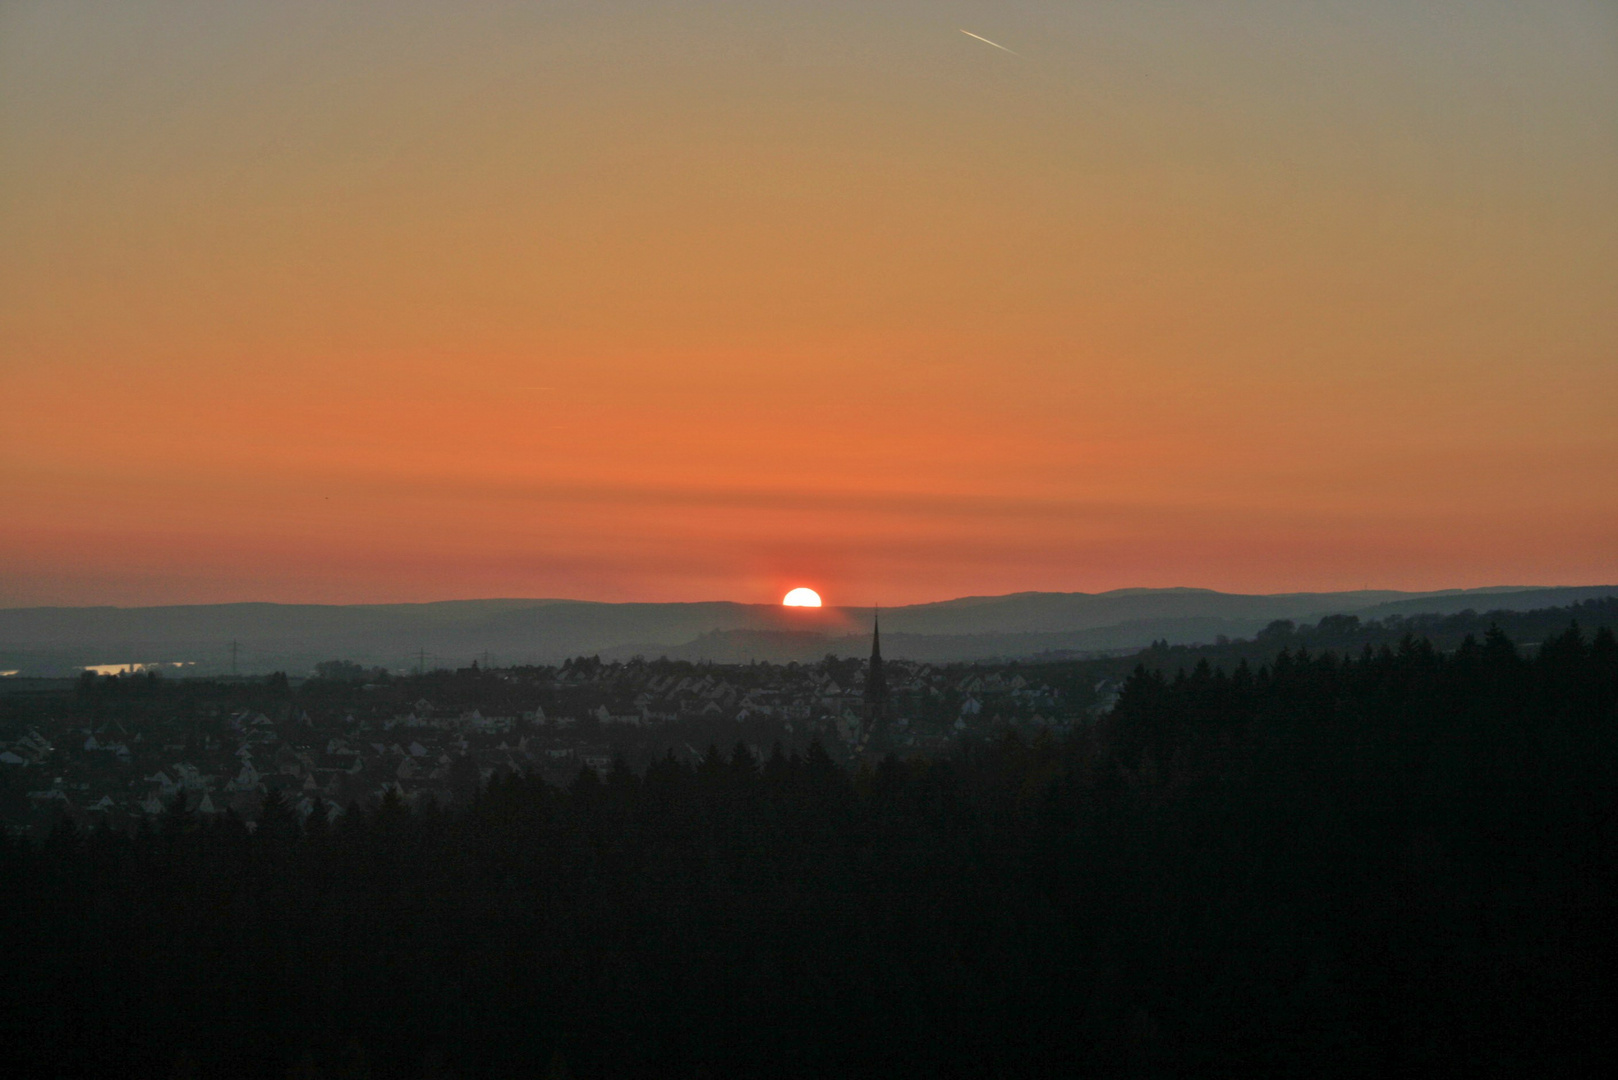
<box><xmin>960</xmin><ymin>29</ymin><xmax>1018</xmax><ymax>56</ymax></box>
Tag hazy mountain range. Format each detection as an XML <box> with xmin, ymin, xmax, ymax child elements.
<box><xmin>3</xmin><ymin>585</ymin><xmax>1616</xmax><ymax>677</ymax></box>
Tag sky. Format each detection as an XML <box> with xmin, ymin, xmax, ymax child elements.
<box><xmin>2</xmin><ymin>0</ymin><xmax>1616</xmax><ymax>608</ymax></box>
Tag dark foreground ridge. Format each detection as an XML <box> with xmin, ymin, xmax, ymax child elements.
<box><xmin>2</xmin><ymin>622</ymin><xmax>1615</xmax><ymax>1077</ymax></box>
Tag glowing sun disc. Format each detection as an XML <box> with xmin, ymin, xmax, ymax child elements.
<box><xmin>782</xmin><ymin>587</ymin><xmax>823</xmax><ymax>607</ymax></box>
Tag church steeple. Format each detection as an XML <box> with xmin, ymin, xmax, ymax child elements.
<box><xmin>864</xmin><ymin>607</ymin><xmax>889</xmax><ymax>724</ymax></box>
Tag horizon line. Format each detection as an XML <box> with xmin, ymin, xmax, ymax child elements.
<box><xmin>5</xmin><ymin>583</ymin><xmax>1614</xmax><ymax>613</ymax></box>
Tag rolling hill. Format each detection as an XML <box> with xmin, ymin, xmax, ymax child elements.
<box><xmin>3</xmin><ymin>585</ymin><xmax>1615</xmax><ymax>674</ymax></box>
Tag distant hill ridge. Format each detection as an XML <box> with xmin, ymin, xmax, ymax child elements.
<box><xmin>2</xmin><ymin>585</ymin><xmax>1615</xmax><ymax>675</ymax></box>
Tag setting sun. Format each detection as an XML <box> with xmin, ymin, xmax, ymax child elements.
<box><xmin>782</xmin><ymin>588</ymin><xmax>822</xmax><ymax>608</ymax></box>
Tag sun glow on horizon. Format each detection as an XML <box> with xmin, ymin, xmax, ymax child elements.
<box><xmin>782</xmin><ymin>588</ymin><xmax>823</xmax><ymax>608</ymax></box>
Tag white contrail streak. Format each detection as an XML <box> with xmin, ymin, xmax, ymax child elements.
<box><xmin>960</xmin><ymin>29</ymin><xmax>1018</xmax><ymax>56</ymax></box>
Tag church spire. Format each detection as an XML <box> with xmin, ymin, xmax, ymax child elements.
<box><xmin>864</xmin><ymin>606</ymin><xmax>889</xmax><ymax>723</ymax></box>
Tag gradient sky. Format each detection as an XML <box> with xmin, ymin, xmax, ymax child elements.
<box><xmin>3</xmin><ymin>1</ymin><xmax>1616</xmax><ymax>607</ymax></box>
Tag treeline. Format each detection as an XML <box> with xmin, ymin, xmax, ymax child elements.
<box><xmin>1</xmin><ymin>668</ymin><xmax>299</xmax><ymax>728</ymax></box>
<box><xmin>2</xmin><ymin>626</ymin><xmax>1614</xmax><ymax>1078</ymax></box>
<box><xmin>1021</xmin><ymin>596</ymin><xmax>1618</xmax><ymax>704</ymax></box>
<box><xmin>1143</xmin><ymin>595</ymin><xmax>1618</xmax><ymax>670</ymax></box>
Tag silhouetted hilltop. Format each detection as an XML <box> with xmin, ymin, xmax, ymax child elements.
<box><xmin>2</xmin><ymin>585</ymin><xmax>1615</xmax><ymax>674</ymax></box>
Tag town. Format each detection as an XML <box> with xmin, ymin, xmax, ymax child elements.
<box><xmin>0</xmin><ymin>651</ymin><xmax>1118</xmax><ymax>837</ymax></box>
<box><xmin>10</xmin><ymin>596</ymin><xmax>1612</xmax><ymax>840</ymax></box>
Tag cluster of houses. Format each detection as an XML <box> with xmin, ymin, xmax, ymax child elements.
<box><xmin>1</xmin><ymin>657</ymin><xmax>1116</xmax><ymax>836</ymax></box>
<box><xmin>2</xmin><ymin>705</ymin><xmax>532</xmax><ymax>836</ymax></box>
<box><xmin>542</xmin><ymin>661</ymin><xmax>1073</xmax><ymax>731</ymax></box>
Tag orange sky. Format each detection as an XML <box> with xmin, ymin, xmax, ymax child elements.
<box><xmin>3</xmin><ymin>1</ymin><xmax>1616</xmax><ymax>607</ymax></box>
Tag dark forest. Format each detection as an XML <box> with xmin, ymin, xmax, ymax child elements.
<box><xmin>3</xmin><ymin>624</ymin><xmax>1614</xmax><ymax>1078</ymax></box>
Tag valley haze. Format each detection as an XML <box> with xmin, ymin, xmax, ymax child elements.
<box><xmin>4</xmin><ymin>585</ymin><xmax>1615</xmax><ymax>677</ymax></box>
